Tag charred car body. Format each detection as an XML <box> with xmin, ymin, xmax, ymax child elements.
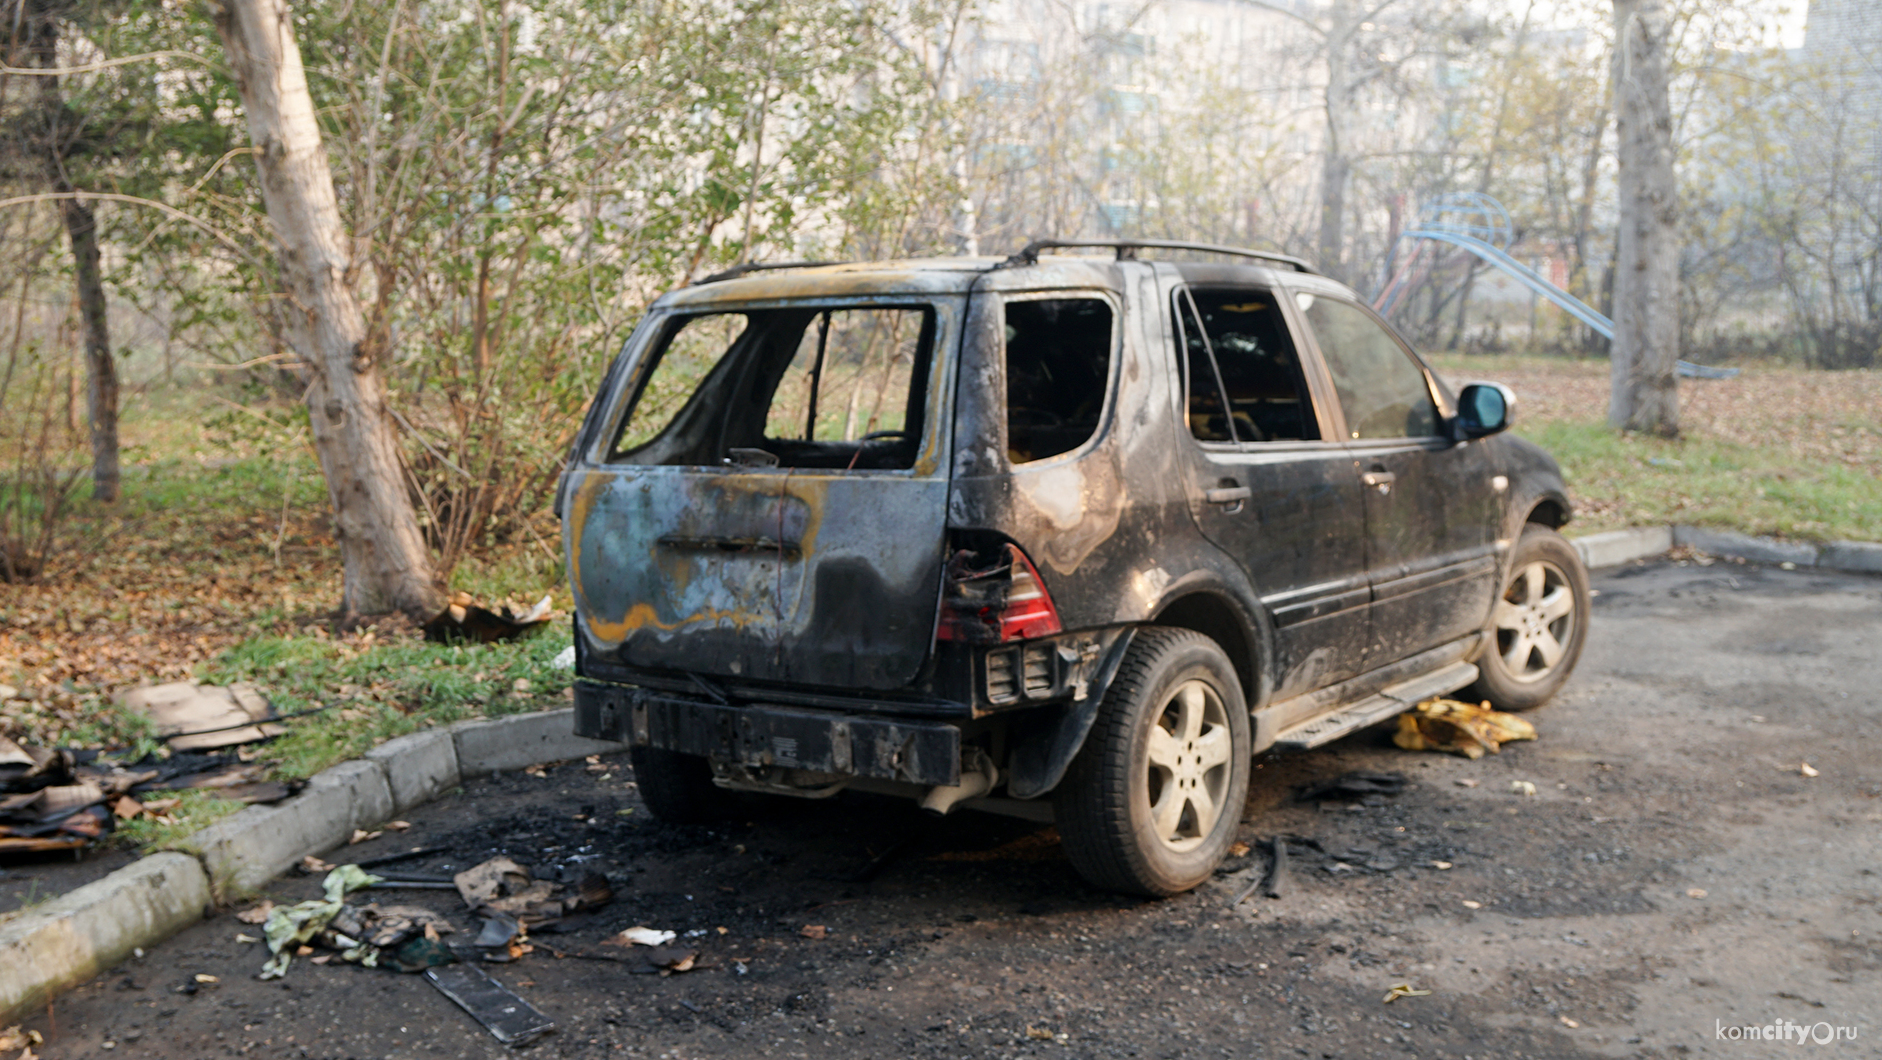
<box><xmin>563</xmin><ymin>241</ymin><xmax>1589</xmax><ymax>895</ymax></box>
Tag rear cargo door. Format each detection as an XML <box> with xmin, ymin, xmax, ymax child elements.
<box><xmin>566</xmin><ymin>299</ymin><xmax>960</xmax><ymax>690</ymax></box>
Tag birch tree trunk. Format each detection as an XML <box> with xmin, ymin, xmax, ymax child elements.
<box><xmin>207</xmin><ymin>0</ymin><xmax>443</xmax><ymax>618</ymax></box>
<box><xmin>1609</xmin><ymin>0</ymin><xmax>1679</xmax><ymax>435</ymax></box>
<box><xmin>1315</xmin><ymin>3</ymin><xmax>1354</xmax><ymax>283</ymax></box>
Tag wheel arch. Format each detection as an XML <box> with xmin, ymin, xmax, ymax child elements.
<box><xmin>1525</xmin><ymin>494</ymin><xmax>1571</xmax><ymax>530</ymax></box>
<box><xmin>1152</xmin><ymin>590</ymin><xmax>1265</xmax><ymax>710</ymax></box>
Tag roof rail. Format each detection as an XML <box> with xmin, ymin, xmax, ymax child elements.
<box><xmin>998</xmin><ymin>238</ymin><xmax>1317</xmax><ymax>274</ymax></box>
<box><xmin>694</xmin><ymin>260</ymin><xmax>845</xmax><ymax>285</ymax></box>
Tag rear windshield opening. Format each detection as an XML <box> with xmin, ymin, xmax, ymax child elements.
<box><xmin>609</xmin><ymin>305</ymin><xmax>937</xmax><ymax>469</ymax></box>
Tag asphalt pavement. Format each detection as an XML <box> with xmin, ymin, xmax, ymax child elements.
<box><xmin>17</xmin><ymin>558</ymin><xmax>1880</xmax><ymax>1060</ymax></box>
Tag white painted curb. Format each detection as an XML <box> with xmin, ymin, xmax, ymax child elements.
<box><xmin>1673</xmin><ymin>526</ymin><xmax>1819</xmax><ymax>566</ymax></box>
<box><xmin>1818</xmin><ymin>540</ymin><xmax>1882</xmax><ymax>574</ymax></box>
<box><xmin>1572</xmin><ymin>526</ymin><xmax>1673</xmax><ymax>570</ymax></box>
<box><xmin>0</xmin><ymin>707</ymin><xmax>627</xmax><ymax>1022</ymax></box>
<box><xmin>1572</xmin><ymin>524</ymin><xmax>1881</xmax><ymax>575</ymax></box>
<box><xmin>0</xmin><ymin>853</ymin><xmax>209</xmax><ymax>1020</ymax></box>
<box><xmin>452</xmin><ymin>708</ymin><xmax>630</xmax><ymax>778</ymax></box>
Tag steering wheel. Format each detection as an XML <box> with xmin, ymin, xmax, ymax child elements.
<box><xmin>861</xmin><ymin>429</ymin><xmax>908</xmax><ymax>441</ymax></box>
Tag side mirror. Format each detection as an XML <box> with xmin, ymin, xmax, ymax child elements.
<box><xmin>1455</xmin><ymin>382</ymin><xmax>1516</xmax><ymax>439</ymax></box>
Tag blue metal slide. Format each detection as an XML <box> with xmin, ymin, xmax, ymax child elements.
<box><xmin>1378</xmin><ymin>196</ymin><xmax>1737</xmax><ymax>379</ymax></box>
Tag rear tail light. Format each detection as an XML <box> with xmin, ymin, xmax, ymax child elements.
<box><xmin>935</xmin><ymin>542</ymin><xmax>1064</xmax><ymax>643</ymax></box>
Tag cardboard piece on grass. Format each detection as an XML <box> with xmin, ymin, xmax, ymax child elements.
<box><xmin>119</xmin><ymin>682</ymin><xmax>285</xmax><ymax>750</ymax></box>
<box><xmin>423</xmin><ymin>592</ymin><xmax>553</xmax><ymax>644</ymax></box>
<box><xmin>0</xmin><ymin>737</ymin><xmax>34</xmax><ymax>768</ymax></box>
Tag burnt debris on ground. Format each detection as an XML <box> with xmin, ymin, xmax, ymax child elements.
<box><xmin>2</xmin><ymin>682</ymin><xmax>300</xmax><ymax>865</ymax></box>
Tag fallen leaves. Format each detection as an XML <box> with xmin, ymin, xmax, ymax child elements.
<box><xmin>235</xmin><ymin>901</ymin><xmax>274</xmax><ymax>924</ymax></box>
<box><xmin>1382</xmin><ymin>983</ymin><xmax>1430</xmax><ymax>1003</ymax></box>
<box><xmin>799</xmin><ymin>925</ymin><xmax>828</xmax><ymax>940</ymax></box>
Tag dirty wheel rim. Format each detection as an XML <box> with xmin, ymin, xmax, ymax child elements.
<box><xmin>1144</xmin><ymin>679</ymin><xmax>1233</xmax><ymax>854</ymax></box>
<box><xmin>1492</xmin><ymin>560</ymin><xmax>1576</xmax><ymax>684</ymax></box>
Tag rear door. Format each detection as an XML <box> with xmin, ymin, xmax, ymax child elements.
<box><xmin>1292</xmin><ymin>292</ymin><xmax>1502</xmax><ymax>668</ymax></box>
<box><xmin>1171</xmin><ymin>283</ymin><xmax>1373</xmax><ymax>697</ymax></box>
<box><xmin>565</xmin><ymin>298</ymin><xmax>961</xmax><ymax>690</ymax></box>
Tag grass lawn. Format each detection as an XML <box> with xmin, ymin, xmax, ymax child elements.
<box><xmin>1428</xmin><ymin>354</ymin><xmax>1882</xmax><ymax>543</ymax></box>
<box><xmin>1</xmin><ymin>388</ymin><xmax>574</xmax><ymax>849</ymax></box>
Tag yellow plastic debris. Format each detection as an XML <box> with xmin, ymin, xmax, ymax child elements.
<box><xmin>1394</xmin><ymin>699</ymin><xmax>1537</xmax><ymax>759</ymax></box>
<box><xmin>1382</xmin><ymin>983</ymin><xmax>1431</xmax><ymax>1003</ymax></box>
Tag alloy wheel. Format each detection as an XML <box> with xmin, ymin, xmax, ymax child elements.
<box><xmin>1144</xmin><ymin>679</ymin><xmax>1233</xmax><ymax>853</ymax></box>
<box><xmin>1492</xmin><ymin>560</ymin><xmax>1577</xmax><ymax>684</ymax></box>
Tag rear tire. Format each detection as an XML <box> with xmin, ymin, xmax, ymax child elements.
<box><xmin>1464</xmin><ymin>524</ymin><xmax>1590</xmax><ymax>711</ymax></box>
<box><xmin>1054</xmin><ymin>628</ymin><xmax>1250</xmax><ymax>896</ymax></box>
<box><xmin>628</xmin><ymin>746</ymin><xmax>740</xmax><ymax>824</ymax></box>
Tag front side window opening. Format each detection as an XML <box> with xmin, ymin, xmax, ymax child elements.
<box><xmin>1176</xmin><ymin>287</ymin><xmax>1319</xmax><ymax>443</ymax></box>
<box><xmin>1004</xmin><ymin>298</ymin><xmax>1115</xmax><ymax>465</ymax></box>
<box><xmin>1297</xmin><ymin>294</ymin><xmax>1439</xmax><ymax>440</ymax></box>
<box><xmin>609</xmin><ymin>305</ymin><xmax>936</xmax><ymax>469</ymax></box>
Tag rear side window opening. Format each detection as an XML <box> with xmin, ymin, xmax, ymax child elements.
<box><xmin>1004</xmin><ymin>297</ymin><xmax>1115</xmax><ymax>465</ymax></box>
<box><xmin>1175</xmin><ymin>287</ymin><xmax>1320</xmax><ymax>444</ymax></box>
<box><xmin>609</xmin><ymin>305</ymin><xmax>937</xmax><ymax>470</ymax></box>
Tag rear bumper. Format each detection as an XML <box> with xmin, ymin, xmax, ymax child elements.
<box><xmin>574</xmin><ymin>680</ymin><xmax>962</xmax><ymax>787</ymax></box>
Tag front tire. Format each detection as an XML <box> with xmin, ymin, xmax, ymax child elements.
<box><xmin>1464</xmin><ymin>524</ymin><xmax>1590</xmax><ymax>711</ymax></box>
<box><xmin>1054</xmin><ymin>628</ymin><xmax>1250</xmax><ymax>896</ymax></box>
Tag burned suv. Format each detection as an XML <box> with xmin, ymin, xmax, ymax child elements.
<box><xmin>563</xmin><ymin>240</ymin><xmax>1588</xmax><ymax>896</ymax></box>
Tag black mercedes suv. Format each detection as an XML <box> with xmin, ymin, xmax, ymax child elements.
<box><xmin>562</xmin><ymin>239</ymin><xmax>1589</xmax><ymax>896</ymax></box>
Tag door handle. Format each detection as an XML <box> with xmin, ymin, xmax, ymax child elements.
<box><xmin>1205</xmin><ymin>485</ymin><xmax>1251</xmax><ymax>508</ymax></box>
<box><xmin>1361</xmin><ymin>470</ymin><xmax>1395</xmax><ymax>494</ymax></box>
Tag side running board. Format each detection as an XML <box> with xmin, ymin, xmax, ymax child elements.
<box><xmin>1271</xmin><ymin>660</ymin><xmax>1479</xmax><ymax>751</ymax></box>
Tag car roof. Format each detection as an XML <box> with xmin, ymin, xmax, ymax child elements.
<box><xmin>654</xmin><ymin>255</ymin><xmax>1355</xmax><ymax>309</ymax></box>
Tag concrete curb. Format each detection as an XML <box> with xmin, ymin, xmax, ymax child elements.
<box><xmin>452</xmin><ymin>709</ymin><xmax>630</xmax><ymax>778</ymax></box>
<box><xmin>1571</xmin><ymin>526</ymin><xmax>1674</xmax><ymax>570</ymax></box>
<box><xmin>0</xmin><ymin>706</ymin><xmax>625</xmax><ymax>1022</ymax></box>
<box><xmin>1672</xmin><ymin>526</ymin><xmax>1819</xmax><ymax>567</ymax></box>
<box><xmin>1816</xmin><ymin>540</ymin><xmax>1882</xmax><ymax>574</ymax></box>
<box><xmin>0</xmin><ymin>854</ymin><xmax>209</xmax><ymax>1021</ymax></box>
<box><xmin>1573</xmin><ymin>524</ymin><xmax>1881</xmax><ymax>575</ymax></box>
